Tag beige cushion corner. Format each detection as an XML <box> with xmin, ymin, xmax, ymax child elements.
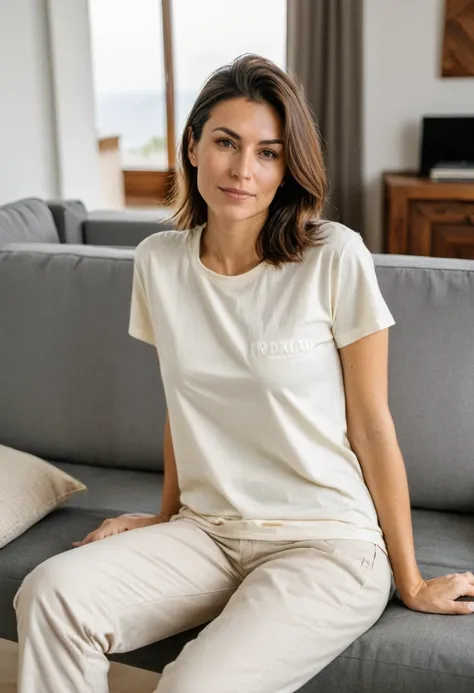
<box><xmin>0</xmin><ymin>444</ymin><xmax>87</xmax><ymax>549</ymax></box>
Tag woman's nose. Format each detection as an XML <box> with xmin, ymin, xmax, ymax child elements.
<box><xmin>230</xmin><ymin>150</ymin><xmax>252</xmax><ymax>180</ymax></box>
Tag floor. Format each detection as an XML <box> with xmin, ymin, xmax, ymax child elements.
<box><xmin>0</xmin><ymin>638</ymin><xmax>160</xmax><ymax>693</ymax></box>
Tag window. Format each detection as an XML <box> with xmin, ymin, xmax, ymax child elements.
<box><xmin>89</xmin><ymin>0</ymin><xmax>287</xmax><ymax>202</ymax></box>
<box><xmin>172</xmin><ymin>0</ymin><xmax>287</xmax><ymax>149</ymax></box>
<box><xmin>89</xmin><ymin>0</ymin><xmax>167</xmax><ymax>170</ymax></box>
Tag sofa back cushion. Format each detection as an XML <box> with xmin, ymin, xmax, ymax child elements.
<box><xmin>0</xmin><ymin>244</ymin><xmax>473</xmax><ymax>507</ymax></box>
<box><xmin>374</xmin><ymin>254</ymin><xmax>474</xmax><ymax>513</ymax></box>
<box><xmin>0</xmin><ymin>198</ymin><xmax>60</xmax><ymax>245</ymax></box>
<box><xmin>0</xmin><ymin>243</ymin><xmax>165</xmax><ymax>472</ymax></box>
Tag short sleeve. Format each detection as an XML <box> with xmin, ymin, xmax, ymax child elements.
<box><xmin>128</xmin><ymin>254</ymin><xmax>156</xmax><ymax>346</ymax></box>
<box><xmin>331</xmin><ymin>234</ymin><xmax>395</xmax><ymax>349</ymax></box>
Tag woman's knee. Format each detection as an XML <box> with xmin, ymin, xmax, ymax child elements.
<box><xmin>14</xmin><ymin>552</ymin><xmax>83</xmax><ymax>616</ymax></box>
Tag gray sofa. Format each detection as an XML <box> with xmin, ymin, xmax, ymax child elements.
<box><xmin>0</xmin><ymin>240</ymin><xmax>473</xmax><ymax>692</ymax></box>
<box><xmin>0</xmin><ymin>197</ymin><xmax>175</xmax><ymax>248</ymax></box>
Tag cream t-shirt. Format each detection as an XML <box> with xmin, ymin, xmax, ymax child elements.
<box><xmin>128</xmin><ymin>222</ymin><xmax>395</xmax><ymax>553</ymax></box>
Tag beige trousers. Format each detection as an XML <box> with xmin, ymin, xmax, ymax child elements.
<box><xmin>14</xmin><ymin>516</ymin><xmax>393</xmax><ymax>693</ymax></box>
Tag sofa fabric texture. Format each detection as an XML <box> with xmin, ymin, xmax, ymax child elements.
<box><xmin>0</xmin><ymin>198</ymin><xmax>59</xmax><ymax>246</ymax></box>
<box><xmin>0</xmin><ymin>239</ymin><xmax>473</xmax><ymax>692</ymax></box>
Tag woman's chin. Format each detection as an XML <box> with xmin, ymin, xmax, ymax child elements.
<box><xmin>209</xmin><ymin>202</ymin><xmax>260</xmax><ymax>224</ymax></box>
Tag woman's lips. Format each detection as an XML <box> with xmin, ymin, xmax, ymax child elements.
<box><xmin>219</xmin><ymin>187</ymin><xmax>254</xmax><ymax>200</ymax></box>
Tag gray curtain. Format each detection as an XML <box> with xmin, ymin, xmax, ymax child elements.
<box><xmin>287</xmin><ymin>0</ymin><xmax>364</xmax><ymax>234</ymax></box>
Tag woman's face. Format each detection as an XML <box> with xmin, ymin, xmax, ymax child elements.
<box><xmin>188</xmin><ymin>97</ymin><xmax>286</xmax><ymax>226</ymax></box>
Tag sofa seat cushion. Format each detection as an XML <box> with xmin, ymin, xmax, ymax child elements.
<box><xmin>410</xmin><ymin>507</ymin><xmax>474</xmax><ymax>579</ymax></box>
<box><xmin>0</xmin><ymin>461</ymin><xmax>163</xmax><ymax>642</ymax></box>
<box><xmin>303</xmin><ymin>597</ymin><xmax>474</xmax><ymax>693</ymax></box>
<box><xmin>56</xmin><ymin>461</ymin><xmax>163</xmax><ymax>513</ymax></box>
<box><xmin>0</xmin><ymin>198</ymin><xmax>60</xmax><ymax>245</ymax></box>
<box><xmin>2</xmin><ymin>499</ymin><xmax>473</xmax><ymax>691</ymax></box>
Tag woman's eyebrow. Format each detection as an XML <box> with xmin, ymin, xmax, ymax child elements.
<box><xmin>212</xmin><ymin>126</ymin><xmax>283</xmax><ymax>146</ymax></box>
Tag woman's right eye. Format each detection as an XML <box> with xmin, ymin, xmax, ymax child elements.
<box><xmin>217</xmin><ymin>138</ymin><xmax>235</xmax><ymax>149</ymax></box>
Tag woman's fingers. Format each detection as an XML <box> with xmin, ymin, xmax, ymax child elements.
<box><xmin>452</xmin><ymin>575</ymin><xmax>474</xmax><ymax>597</ymax></box>
<box><xmin>72</xmin><ymin>529</ymin><xmax>104</xmax><ymax>547</ymax></box>
<box><xmin>448</xmin><ymin>576</ymin><xmax>474</xmax><ymax>614</ymax></box>
<box><xmin>461</xmin><ymin>582</ymin><xmax>474</xmax><ymax>598</ymax></box>
<box><xmin>71</xmin><ymin>514</ymin><xmax>146</xmax><ymax>547</ymax></box>
<box><xmin>450</xmin><ymin>599</ymin><xmax>474</xmax><ymax>615</ymax></box>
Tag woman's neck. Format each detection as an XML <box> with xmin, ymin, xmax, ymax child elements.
<box><xmin>200</xmin><ymin>213</ymin><xmax>266</xmax><ymax>276</ymax></box>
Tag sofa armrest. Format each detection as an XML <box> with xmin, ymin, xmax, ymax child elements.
<box><xmin>46</xmin><ymin>200</ymin><xmax>88</xmax><ymax>244</ymax></box>
<box><xmin>83</xmin><ymin>209</ymin><xmax>175</xmax><ymax>247</ymax></box>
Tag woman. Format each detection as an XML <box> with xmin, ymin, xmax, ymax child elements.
<box><xmin>15</xmin><ymin>54</ymin><xmax>474</xmax><ymax>693</ymax></box>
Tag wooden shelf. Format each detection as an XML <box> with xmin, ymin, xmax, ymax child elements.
<box><xmin>383</xmin><ymin>172</ymin><xmax>474</xmax><ymax>259</ymax></box>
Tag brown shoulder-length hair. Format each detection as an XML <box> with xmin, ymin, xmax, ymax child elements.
<box><xmin>169</xmin><ymin>54</ymin><xmax>328</xmax><ymax>266</ymax></box>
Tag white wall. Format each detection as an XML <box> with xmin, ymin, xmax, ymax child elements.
<box><xmin>0</xmin><ymin>0</ymin><xmax>59</xmax><ymax>204</ymax></box>
<box><xmin>47</xmin><ymin>0</ymin><xmax>100</xmax><ymax>208</ymax></box>
<box><xmin>363</xmin><ymin>0</ymin><xmax>474</xmax><ymax>251</ymax></box>
<box><xmin>0</xmin><ymin>0</ymin><xmax>100</xmax><ymax>208</ymax></box>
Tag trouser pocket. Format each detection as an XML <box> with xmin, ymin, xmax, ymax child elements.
<box><xmin>321</xmin><ymin>539</ymin><xmax>378</xmax><ymax>586</ymax></box>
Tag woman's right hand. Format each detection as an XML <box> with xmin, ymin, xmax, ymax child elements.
<box><xmin>72</xmin><ymin>512</ymin><xmax>168</xmax><ymax>547</ymax></box>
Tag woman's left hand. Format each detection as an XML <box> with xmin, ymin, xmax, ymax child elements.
<box><xmin>402</xmin><ymin>572</ymin><xmax>474</xmax><ymax>614</ymax></box>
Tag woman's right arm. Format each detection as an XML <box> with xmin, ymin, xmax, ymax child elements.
<box><xmin>72</xmin><ymin>411</ymin><xmax>181</xmax><ymax>546</ymax></box>
<box><xmin>157</xmin><ymin>411</ymin><xmax>182</xmax><ymax>521</ymax></box>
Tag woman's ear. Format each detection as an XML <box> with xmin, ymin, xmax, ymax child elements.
<box><xmin>188</xmin><ymin>127</ymin><xmax>197</xmax><ymax>167</ymax></box>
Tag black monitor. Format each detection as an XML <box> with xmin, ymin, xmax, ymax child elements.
<box><xmin>419</xmin><ymin>116</ymin><xmax>474</xmax><ymax>177</ymax></box>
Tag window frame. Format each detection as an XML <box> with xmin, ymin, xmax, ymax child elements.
<box><xmin>122</xmin><ymin>0</ymin><xmax>176</xmax><ymax>206</ymax></box>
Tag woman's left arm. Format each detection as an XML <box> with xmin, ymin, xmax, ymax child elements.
<box><xmin>339</xmin><ymin>329</ymin><xmax>474</xmax><ymax>615</ymax></box>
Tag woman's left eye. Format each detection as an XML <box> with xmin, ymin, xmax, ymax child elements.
<box><xmin>260</xmin><ymin>150</ymin><xmax>278</xmax><ymax>159</ymax></box>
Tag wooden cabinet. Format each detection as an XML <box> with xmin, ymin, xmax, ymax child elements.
<box><xmin>383</xmin><ymin>173</ymin><xmax>474</xmax><ymax>259</ymax></box>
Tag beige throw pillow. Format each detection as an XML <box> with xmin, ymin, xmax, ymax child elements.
<box><xmin>0</xmin><ymin>444</ymin><xmax>87</xmax><ymax>548</ymax></box>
